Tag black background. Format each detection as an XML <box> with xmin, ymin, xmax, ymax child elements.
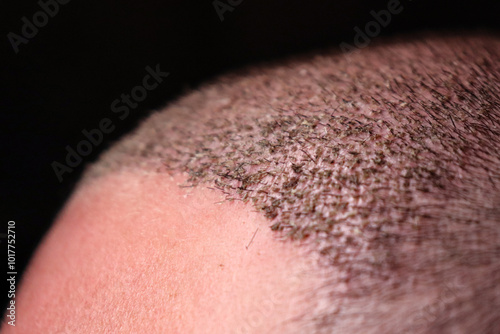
<box><xmin>1</xmin><ymin>0</ymin><xmax>499</xmax><ymax>314</ymax></box>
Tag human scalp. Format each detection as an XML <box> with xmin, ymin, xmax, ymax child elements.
<box><xmin>82</xmin><ymin>32</ymin><xmax>500</xmax><ymax>333</ymax></box>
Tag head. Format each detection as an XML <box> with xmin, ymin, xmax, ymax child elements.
<box><xmin>4</xmin><ymin>32</ymin><xmax>500</xmax><ymax>333</ymax></box>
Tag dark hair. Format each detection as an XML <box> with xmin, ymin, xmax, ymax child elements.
<box><xmin>83</xmin><ymin>32</ymin><xmax>500</xmax><ymax>333</ymax></box>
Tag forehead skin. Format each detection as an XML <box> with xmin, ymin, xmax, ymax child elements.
<box><xmin>4</xmin><ymin>32</ymin><xmax>500</xmax><ymax>333</ymax></box>
<box><xmin>4</xmin><ymin>172</ymin><xmax>319</xmax><ymax>333</ymax></box>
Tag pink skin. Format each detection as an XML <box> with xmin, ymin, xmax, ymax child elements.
<box><xmin>1</xmin><ymin>172</ymin><xmax>317</xmax><ymax>334</ymax></box>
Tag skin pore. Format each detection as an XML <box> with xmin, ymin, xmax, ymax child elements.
<box><xmin>3</xmin><ymin>32</ymin><xmax>500</xmax><ymax>333</ymax></box>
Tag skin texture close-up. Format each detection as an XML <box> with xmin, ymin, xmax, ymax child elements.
<box><xmin>3</xmin><ymin>32</ymin><xmax>500</xmax><ymax>333</ymax></box>
<box><xmin>4</xmin><ymin>172</ymin><xmax>319</xmax><ymax>334</ymax></box>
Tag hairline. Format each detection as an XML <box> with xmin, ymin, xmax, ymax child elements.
<box><xmin>81</xmin><ymin>31</ymin><xmax>500</xmax><ymax>333</ymax></box>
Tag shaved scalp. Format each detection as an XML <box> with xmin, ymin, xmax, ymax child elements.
<box><xmin>83</xmin><ymin>32</ymin><xmax>500</xmax><ymax>333</ymax></box>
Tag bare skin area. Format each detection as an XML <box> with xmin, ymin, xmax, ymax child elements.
<box><xmin>2</xmin><ymin>172</ymin><xmax>319</xmax><ymax>334</ymax></box>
